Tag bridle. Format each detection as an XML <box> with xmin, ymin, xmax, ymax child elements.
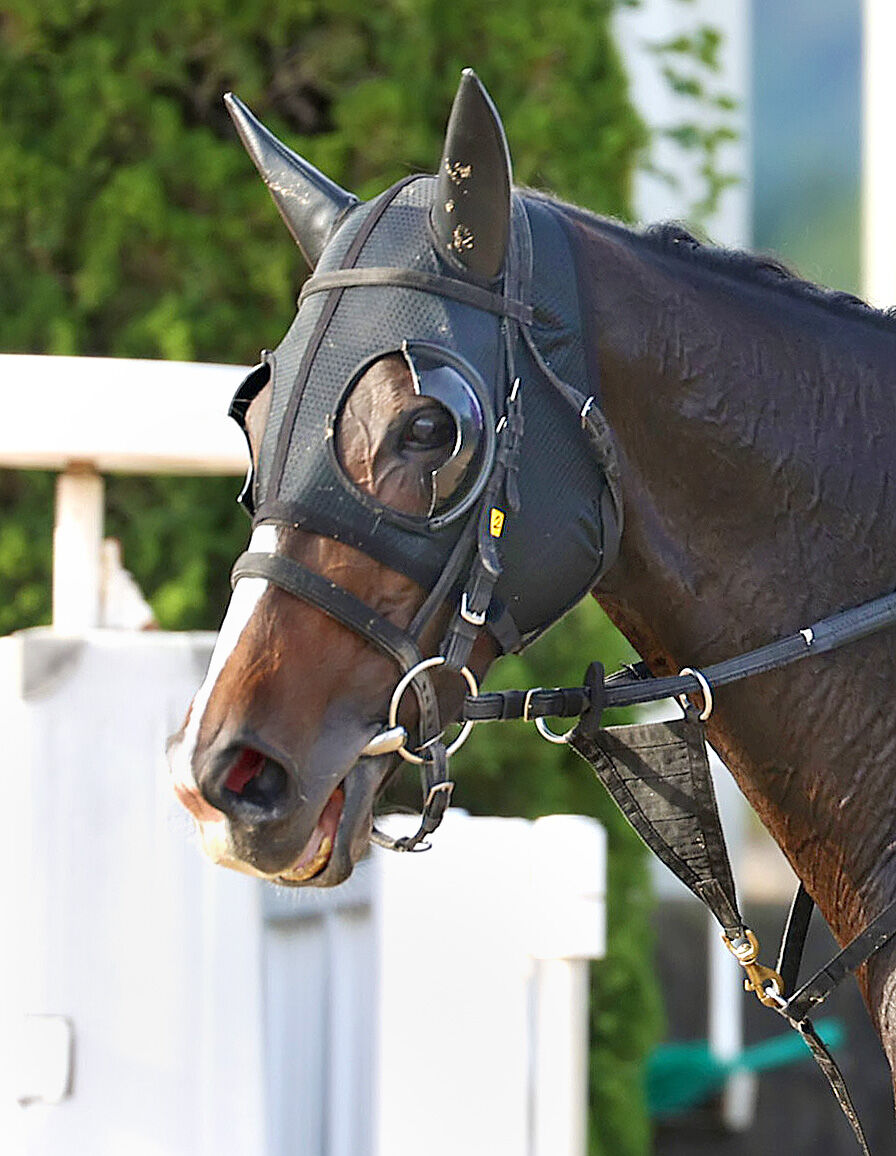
<box><xmin>231</xmin><ymin>189</ymin><xmax>622</xmax><ymax>851</ymax></box>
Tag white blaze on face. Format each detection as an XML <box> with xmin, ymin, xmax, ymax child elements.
<box><xmin>169</xmin><ymin>525</ymin><xmax>279</xmax><ymax>804</ymax></box>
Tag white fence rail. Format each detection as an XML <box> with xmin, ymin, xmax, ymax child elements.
<box><xmin>0</xmin><ymin>630</ymin><xmax>606</xmax><ymax>1156</ymax></box>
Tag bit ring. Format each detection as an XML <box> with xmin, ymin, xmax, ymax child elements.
<box><xmin>388</xmin><ymin>656</ymin><xmax>478</xmax><ymax>764</ymax></box>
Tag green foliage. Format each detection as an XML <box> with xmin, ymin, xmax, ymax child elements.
<box><xmin>0</xmin><ymin>0</ymin><xmax>647</xmax><ymax>631</ymax></box>
<box><xmin>645</xmin><ymin>10</ymin><xmax>742</xmax><ymax>225</ymax></box>
<box><xmin>0</xmin><ymin>2</ymin><xmax>660</xmax><ymax>1150</ymax></box>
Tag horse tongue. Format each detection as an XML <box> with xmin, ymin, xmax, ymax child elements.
<box><xmin>282</xmin><ymin>785</ymin><xmax>344</xmax><ymax>881</ymax></box>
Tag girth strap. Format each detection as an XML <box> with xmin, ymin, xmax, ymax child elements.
<box><xmin>776</xmin><ymin>882</ymin><xmax>816</xmax><ymax>998</ymax></box>
<box><xmin>783</xmin><ymin>894</ymin><xmax>896</xmax><ymax>1023</ymax></box>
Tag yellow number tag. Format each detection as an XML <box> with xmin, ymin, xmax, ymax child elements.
<box><xmin>489</xmin><ymin>508</ymin><xmax>505</xmax><ymax>537</ymax></box>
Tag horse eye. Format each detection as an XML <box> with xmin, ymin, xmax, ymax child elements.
<box><xmin>400</xmin><ymin>405</ymin><xmax>456</xmax><ymax>453</ymax></box>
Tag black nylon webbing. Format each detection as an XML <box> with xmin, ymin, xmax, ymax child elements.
<box><xmin>570</xmin><ymin>709</ymin><xmax>744</xmax><ymax>937</ymax></box>
<box><xmin>269</xmin><ymin>176</ymin><xmax>418</xmax><ymax>493</ymax></box>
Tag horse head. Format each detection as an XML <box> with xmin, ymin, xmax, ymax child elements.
<box><xmin>167</xmin><ymin>71</ymin><xmax>620</xmax><ymax>885</ymax></box>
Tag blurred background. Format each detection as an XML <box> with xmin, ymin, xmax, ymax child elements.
<box><xmin>0</xmin><ymin>1</ymin><xmax>891</xmax><ymax>1153</ymax></box>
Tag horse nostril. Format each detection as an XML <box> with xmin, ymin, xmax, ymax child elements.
<box><xmin>211</xmin><ymin>746</ymin><xmax>292</xmax><ymax>816</ymax></box>
<box><xmin>240</xmin><ymin>758</ymin><xmax>289</xmax><ymax>808</ymax></box>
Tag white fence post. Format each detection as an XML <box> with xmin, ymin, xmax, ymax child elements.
<box><xmin>862</xmin><ymin>0</ymin><xmax>896</xmax><ymax>306</ymax></box>
<box><xmin>52</xmin><ymin>466</ymin><xmax>104</xmax><ymax>631</ymax></box>
<box><xmin>370</xmin><ymin>811</ymin><xmax>606</xmax><ymax>1156</ymax></box>
<box><xmin>530</xmin><ymin>816</ymin><xmax>606</xmax><ymax>1156</ymax></box>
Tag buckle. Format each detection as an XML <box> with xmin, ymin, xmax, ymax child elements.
<box><xmin>424</xmin><ymin>780</ymin><xmax>455</xmax><ymax>810</ymax></box>
<box><xmin>459</xmin><ymin>591</ymin><xmax>486</xmax><ymax>627</ymax></box>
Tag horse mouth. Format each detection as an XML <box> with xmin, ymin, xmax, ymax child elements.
<box><xmin>276</xmin><ymin>783</ymin><xmax>345</xmax><ymax>883</ymax></box>
<box><xmin>274</xmin><ymin>751</ymin><xmax>397</xmax><ymax>887</ymax></box>
<box><xmin>188</xmin><ymin>740</ymin><xmax>397</xmax><ymax>887</ymax></box>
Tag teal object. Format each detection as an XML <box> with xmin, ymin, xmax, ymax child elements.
<box><xmin>647</xmin><ymin>1018</ymin><xmax>845</xmax><ymax>1116</ymax></box>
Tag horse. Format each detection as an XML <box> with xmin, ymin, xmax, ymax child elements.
<box><xmin>167</xmin><ymin>71</ymin><xmax>896</xmax><ymax>1088</ymax></box>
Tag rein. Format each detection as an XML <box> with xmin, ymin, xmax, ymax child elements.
<box><xmin>463</xmin><ymin>582</ymin><xmax>896</xmax><ymax>721</ymax></box>
<box><xmin>459</xmin><ymin>590</ymin><xmax>896</xmax><ymax>1154</ymax></box>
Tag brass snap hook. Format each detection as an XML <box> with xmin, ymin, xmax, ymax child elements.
<box><xmin>722</xmin><ymin>929</ymin><xmax>786</xmax><ymax>1009</ymax></box>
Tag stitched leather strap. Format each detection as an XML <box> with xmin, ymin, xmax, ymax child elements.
<box><xmin>776</xmin><ymin>882</ymin><xmax>816</xmax><ymax>998</ymax></box>
<box><xmin>232</xmin><ymin>551</ymin><xmax>420</xmax><ymax>670</ymax></box>
<box><xmin>231</xmin><ymin>551</ymin><xmax>441</xmax><ymax>738</ymax></box>
<box><xmin>463</xmin><ymin>587</ymin><xmax>896</xmax><ymax>720</ymax></box>
<box><xmin>790</xmin><ymin>1018</ymin><xmax>872</xmax><ymax>1156</ymax></box>
<box><xmin>783</xmin><ymin>895</ymin><xmax>896</xmax><ymax>1022</ymax></box>
<box><xmin>299</xmin><ymin>267</ymin><xmax>534</xmax><ymax>325</ymax></box>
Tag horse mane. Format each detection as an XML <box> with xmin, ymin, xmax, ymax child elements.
<box><xmin>538</xmin><ymin>191</ymin><xmax>896</xmax><ymax>335</ymax></box>
<box><xmin>642</xmin><ymin>221</ymin><xmax>896</xmax><ymax>327</ymax></box>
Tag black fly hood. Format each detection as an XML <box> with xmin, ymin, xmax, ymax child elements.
<box><xmin>227</xmin><ymin>70</ymin><xmax>621</xmax><ymax>848</ymax></box>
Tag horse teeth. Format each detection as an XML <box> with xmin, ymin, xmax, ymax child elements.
<box><xmin>280</xmin><ymin>835</ymin><xmax>333</xmax><ymax>882</ymax></box>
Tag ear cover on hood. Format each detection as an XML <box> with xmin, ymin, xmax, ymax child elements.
<box><xmin>224</xmin><ymin>92</ymin><xmax>358</xmax><ymax>267</ymax></box>
<box><xmin>430</xmin><ymin>69</ymin><xmax>512</xmax><ymax>282</ymax></box>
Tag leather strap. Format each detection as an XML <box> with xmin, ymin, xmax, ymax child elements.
<box><xmin>465</xmin><ymin>685</ymin><xmax>589</xmax><ymax>721</ymax></box>
<box><xmin>462</xmin><ymin>587</ymin><xmax>896</xmax><ymax>720</ymax></box>
<box><xmin>232</xmin><ymin>551</ymin><xmax>420</xmax><ymax>671</ymax></box>
<box><xmin>776</xmin><ymin>882</ymin><xmax>816</xmax><ymax>998</ymax></box>
<box><xmin>298</xmin><ymin>267</ymin><xmax>534</xmax><ymax>325</ymax></box>
<box><xmin>783</xmin><ymin>895</ymin><xmax>896</xmax><ymax>1022</ymax></box>
<box><xmin>764</xmin><ymin>883</ymin><xmax>896</xmax><ymax>1154</ymax></box>
<box><xmin>792</xmin><ymin>1018</ymin><xmax>872</xmax><ymax>1156</ymax></box>
<box><xmin>231</xmin><ymin>551</ymin><xmax>441</xmax><ymax>738</ymax></box>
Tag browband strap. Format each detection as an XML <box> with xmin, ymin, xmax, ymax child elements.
<box><xmin>299</xmin><ymin>267</ymin><xmax>534</xmax><ymax>325</ymax></box>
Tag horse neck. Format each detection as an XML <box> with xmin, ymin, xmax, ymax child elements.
<box><xmin>567</xmin><ymin>214</ymin><xmax>896</xmax><ymax>995</ymax></box>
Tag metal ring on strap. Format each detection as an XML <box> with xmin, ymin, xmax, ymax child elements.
<box><xmin>677</xmin><ymin>665</ymin><xmax>714</xmax><ymax>721</ymax></box>
<box><xmin>523</xmin><ymin>686</ymin><xmax>575</xmax><ymax>744</ymax></box>
<box><xmin>388</xmin><ymin>656</ymin><xmax>479</xmax><ymax>764</ymax></box>
<box><xmin>534</xmin><ymin>717</ymin><xmax>576</xmax><ymax>745</ymax></box>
